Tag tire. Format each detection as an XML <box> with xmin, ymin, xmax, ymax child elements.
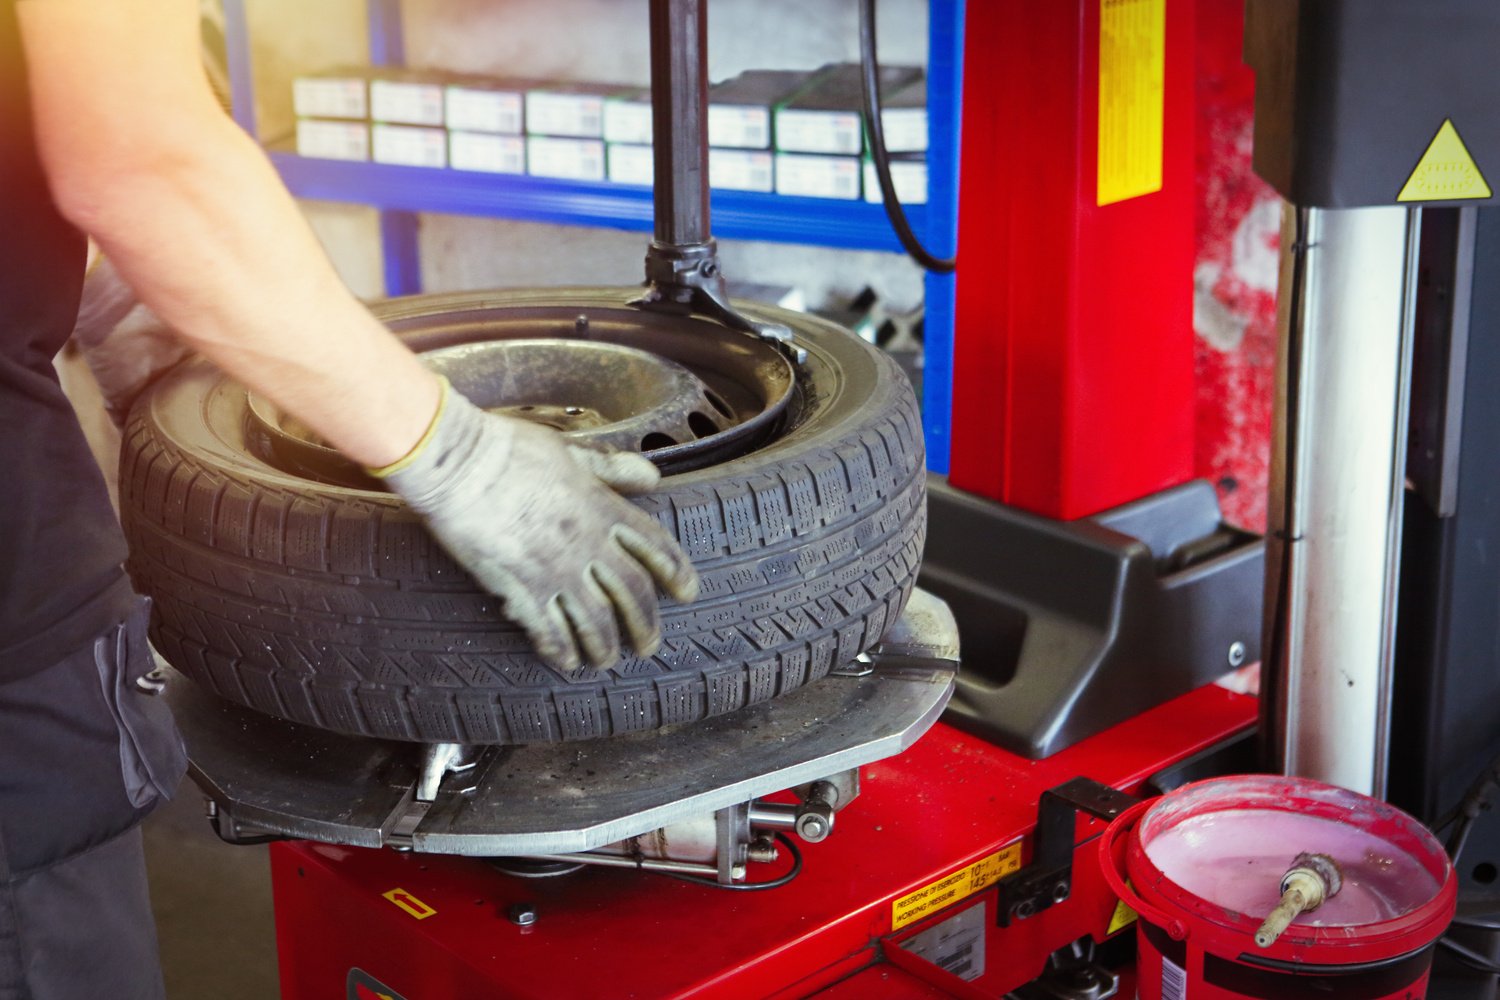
<box><xmin>119</xmin><ymin>288</ymin><xmax>927</xmax><ymax>744</ymax></box>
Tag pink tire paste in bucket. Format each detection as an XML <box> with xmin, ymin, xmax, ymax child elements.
<box><xmin>1100</xmin><ymin>775</ymin><xmax>1456</xmax><ymax>999</ymax></box>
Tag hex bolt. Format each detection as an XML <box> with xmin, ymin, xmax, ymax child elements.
<box><xmin>796</xmin><ymin>811</ymin><xmax>833</xmax><ymax>842</ymax></box>
<box><xmin>507</xmin><ymin>902</ymin><xmax>538</xmax><ymax>927</ymax></box>
<box><xmin>1228</xmin><ymin>641</ymin><xmax>1248</xmax><ymax>668</ymax></box>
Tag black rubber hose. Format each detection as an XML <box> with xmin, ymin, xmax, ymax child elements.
<box><xmin>859</xmin><ymin>0</ymin><xmax>956</xmax><ymax>274</ymax></box>
<box><xmin>666</xmin><ymin>832</ymin><xmax>804</xmax><ymax>891</ymax></box>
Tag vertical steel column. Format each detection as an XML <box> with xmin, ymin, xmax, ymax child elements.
<box><xmin>648</xmin><ymin>0</ymin><xmax>710</xmax><ymax>251</ymax></box>
<box><xmin>1262</xmin><ymin>204</ymin><xmax>1420</xmax><ymax>797</ymax></box>
<box><xmin>636</xmin><ymin>0</ymin><xmax>794</xmax><ymax>350</ymax></box>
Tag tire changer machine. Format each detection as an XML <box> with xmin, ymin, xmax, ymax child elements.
<box><xmin>159</xmin><ymin>1</ymin><xmax>1500</xmax><ymax>997</ymax></box>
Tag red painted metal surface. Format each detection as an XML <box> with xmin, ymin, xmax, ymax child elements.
<box><xmin>1193</xmin><ymin>0</ymin><xmax>1280</xmax><ymax>532</ymax></box>
<box><xmin>948</xmin><ymin>0</ymin><xmax>1197</xmax><ymax>520</ymax></box>
<box><xmin>272</xmin><ymin>685</ymin><xmax>1256</xmax><ymax>999</ymax></box>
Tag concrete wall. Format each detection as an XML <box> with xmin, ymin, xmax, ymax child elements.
<box><xmin>245</xmin><ymin>0</ymin><xmax>929</xmax><ymax>310</ymax></box>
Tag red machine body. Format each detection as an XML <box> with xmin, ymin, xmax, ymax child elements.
<box><xmin>272</xmin><ymin>686</ymin><xmax>1255</xmax><ymax>999</ymax></box>
<box><xmin>949</xmin><ymin>0</ymin><xmax>1197</xmax><ymax>520</ymax></box>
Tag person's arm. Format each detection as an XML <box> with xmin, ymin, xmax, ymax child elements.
<box><xmin>18</xmin><ymin>0</ymin><xmax>436</xmax><ymax>468</ymax></box>
<box><xmin>18</xmin><ymin>0</ymin><xmax>698</xmax><ymax>669</ymax></box>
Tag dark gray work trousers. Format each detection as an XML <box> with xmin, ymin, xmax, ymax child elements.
<box><xmin>0</xmin><ymin>598</ymin><xmax>186</xmax><ymax>1000</ymax></box>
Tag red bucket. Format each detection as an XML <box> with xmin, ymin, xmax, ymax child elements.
<box><xmin>1100</xmin><ymin>775</ymin><xmax>1456</xmax><ymax>999</ymax></box>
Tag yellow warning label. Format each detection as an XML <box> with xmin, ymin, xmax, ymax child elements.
<box><xmin>891</xmin><ymin>842</ymin><xmax>1023</xmax><ymax>931</ymax></box>
<box><xmin>1398</xmin><ymin>119</ymin><xmax>1493</xmax><ymax>202</ymax></box>
<box><xmin>1107</xmin><ymin>897</ymin><xmax>1139</xmax><ymax>936</ymax></box>
<box><xmin>382</xmin><ymin>887</ymin><xmax>437</xmax><ymax>920</ymax></box>
<box><xmin>1097</xmin><ymin>0</ymin><xmax>1166</xmax><ymax>206</ymax></box>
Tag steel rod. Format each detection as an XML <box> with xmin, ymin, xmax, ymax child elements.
<box><xmin>648</xmin><ymin>0</ymin><xmax>711</xmax><ymax>249</ymax></box>
<box><xmin>526</xmin><ymin>853</ymin><xmax>718</xmax><ymax>877</ymax></box>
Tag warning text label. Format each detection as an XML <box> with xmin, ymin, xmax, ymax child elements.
<box><xmin>891</xmin><ymin>842</ymin><xmax>1022</xmax><ymax>931</ymax></box>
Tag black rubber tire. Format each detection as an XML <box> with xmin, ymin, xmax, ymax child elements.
<box><xmin>119</xmin><ymin>288</ymin><xmax>926</xmax><ymax>744</ymax></box>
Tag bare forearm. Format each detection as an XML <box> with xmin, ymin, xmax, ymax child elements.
<box><xmin>19</xmin><ymin>0</ymin><xmax>438</xmax><ymax>468</ymax></box>
<box><xmin>79</xmin><ymin>120</ymin><xmax>438</xmax><ymax>467</ymax></box>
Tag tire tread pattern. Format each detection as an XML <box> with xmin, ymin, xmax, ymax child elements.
<box><xmin>120</xmin><ymin>360</ymin><xmax>926</xmax><ymax>743</ymax></box>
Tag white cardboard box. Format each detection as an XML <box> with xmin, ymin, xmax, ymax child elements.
<box><xmin>863</xmin><ymin>158</ymin><xmax>928</xmax><ymax>204</ymax></box>
<box><xmin>603</xmin><ymin>96</ymin><xmax>653</xmax><ymax>145</ymax></box>
<box><xmin>710</xmin><ymin>148</ymin><xmax>774</xmax><ymax>193</ymax></box>
<box><xmin>774</xmin><ymin>153</ymin><xmax>862</xmax><ymax>200</ymax></box>
<box><xmin>292</xmin><ymin>73</ymin><xmax>368</xmax><ymax>120</ymax></box>
<box><xmin>372</xmin><ymin>124</ymin><xmax>447</xmax><ymax>168</ymax></box>
<box><xmin>606</xmin><ymin>143</ymin><xmax>654</xmax><ymax>186</ymax></box>
<box><xmin>295</xmin><ymin>119</ymin><xmax>369</xmax><ymax>161</ymax></box>
<box><xmin>708</xmin><ymin>104</ymin><xmax>771</xmax><ymax>150</ymax></box>
<box><xmin>775</xmin><ymin>108</ymin><xmax>865</xmax><ymax>156</ymax></box>
<box><xmin>370</xmin><ymin>76</ymin><xmax>446</xmax><ymax>126</ymax></box>
<box><xmin>774</xmin><ymin>63</ymin><xmax>923</xmax><ymax>155</ymax></box>
<box><xmin>881</xmin><ymin>107</ymin><xmax>929</xmax><ymax>154</ymax></box>
<box><xmin>527</xmin><ymin>136</ymin><xmax>606</xmax><ymax>181</ymax></box>
<box><xmin>604</xmin><ymin>146</ymin><xmax>775</xmax><ymax>192</ymax></box>
<box><xmin>450</xmin><ymin>131</ymin><xmax>526</xmax><ymax>174</ymax></box>
<box><xmin>707</xmin><ymin>69</ymin><xmax>818</xmax><ymax>149</ymax></box>
<box><xmin>525</xmin><ymin>85</ymin><xmax>619</xmax><ymax>138</ymax></box>
<box><xmin>445</xmin><ymin>82</ymin><xmax>525</xmax><ymax>134</ymax></box>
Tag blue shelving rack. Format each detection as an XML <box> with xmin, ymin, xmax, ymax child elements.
<box><xmin>221</xmin><ymin>0</ymin><xmax>963</xmax><ymax>470</ymax></box>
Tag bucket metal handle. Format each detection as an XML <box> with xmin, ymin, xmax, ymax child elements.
<box><xmin>1098</xmin><ymin>798</ymin><xmax>1190</xmax><ymax>941</ymax></box>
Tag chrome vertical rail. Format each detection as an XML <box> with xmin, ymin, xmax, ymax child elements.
<box><xmin>1262</xmin><ymin>204</ymin><xmax>1420</xmax><ymax>797</ymax></box>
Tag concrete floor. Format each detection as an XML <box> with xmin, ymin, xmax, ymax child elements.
<box><xmin>143</xmin><ymin>785</ymin><xmax>281</xmax><ymax>999</ymax></box>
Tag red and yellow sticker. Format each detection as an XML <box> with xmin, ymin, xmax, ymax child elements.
<box><xmin>891</xmin><ymin>842</ymin><xmax>1023</xmax><ymax>931</ymax></box>
<box><xmin>1097</xmin><ymin>0</ymin><xmax>1166</xmax><ymax>206</ymax></box>
<box><xmin>382</xmin><ymin>887</ymin><xmax>437</xmax><ymax>920</ymax></box>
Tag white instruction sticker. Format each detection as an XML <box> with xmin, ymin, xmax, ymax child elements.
<box><xmin>896</xmin><ymin>901</ymin><xmax>986</xmax><ymax>982</ymax></box>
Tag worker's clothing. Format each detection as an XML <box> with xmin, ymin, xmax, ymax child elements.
<box><xmin>0</xmin><ymin>0</ymin><xmax>136</xmax><ymax>670</ymax></box>
<box><xmin>0</xmin><ymin>2</ymin><xmax>185</xmax><ymax>997</ymax></box>
<box><xmin>0</xmin><ymin>829</ymin><xmax>164</xmax><ymax>1000</ymax></box>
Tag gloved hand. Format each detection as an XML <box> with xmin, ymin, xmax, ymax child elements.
<box><xmin>71</xmin><ymin>252</ymin><xmax>193</xmax><ymax>427</ymax></box>
<box><xmin>372</xmin><ymin>379</ymin><xmax>700</xmax><ymax>672</ymax></box>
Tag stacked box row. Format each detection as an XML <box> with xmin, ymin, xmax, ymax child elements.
<box><xmin>291</xmin><ymin>64</ymin><xmax>928</xmax><ymax>202</ymax></box>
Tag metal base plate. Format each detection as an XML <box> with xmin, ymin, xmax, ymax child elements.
<box><xmin>169</xmin><ymin>590</ymin><xmax>958</xmax><ymax>856</ymax></box>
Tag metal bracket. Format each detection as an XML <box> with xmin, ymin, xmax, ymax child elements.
<box><xmin>631</xmin><ymin>244</ymin><xmax>803</xmax><ymax>362</ymax></box>
<box><xmin>628</xmin><ymin>0</ymin><xmax>803</xmax><ymax>363</ymax></box>
<box><xmin>996</xmin><ymin>778</ymin><xmax>1137</xmax><ymax>927</ymax></box>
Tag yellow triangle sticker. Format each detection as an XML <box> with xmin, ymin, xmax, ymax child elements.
<box><xmin>1398</xmin><ymin>119</ymin><xmax>1492</xmax><ymax>202</ymax></box>
<box><xmin>1107</xmin><ymin>896</ymin><xmax>1138</xmax><ymax>936</ymax></box>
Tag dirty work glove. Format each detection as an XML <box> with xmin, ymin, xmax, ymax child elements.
<box><xmin>371</xmin><ymin>379</ymin><xmax>700</xmax><ymax>672</ymax></box>
<box><xmin>71</xmin><ymin>252</ymin><xmax>192</xmax><ymax>427</ymax></box>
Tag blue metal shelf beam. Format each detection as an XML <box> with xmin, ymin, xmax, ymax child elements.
<box><xmin>921</xmin><ymin>0</ymin><xmax>964</xmax><ymax>473</ymax></box>
<box><xmin>268</xmin><ymin>152</ymin><xmax>930</xmax><ymax>253</ymax></box>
